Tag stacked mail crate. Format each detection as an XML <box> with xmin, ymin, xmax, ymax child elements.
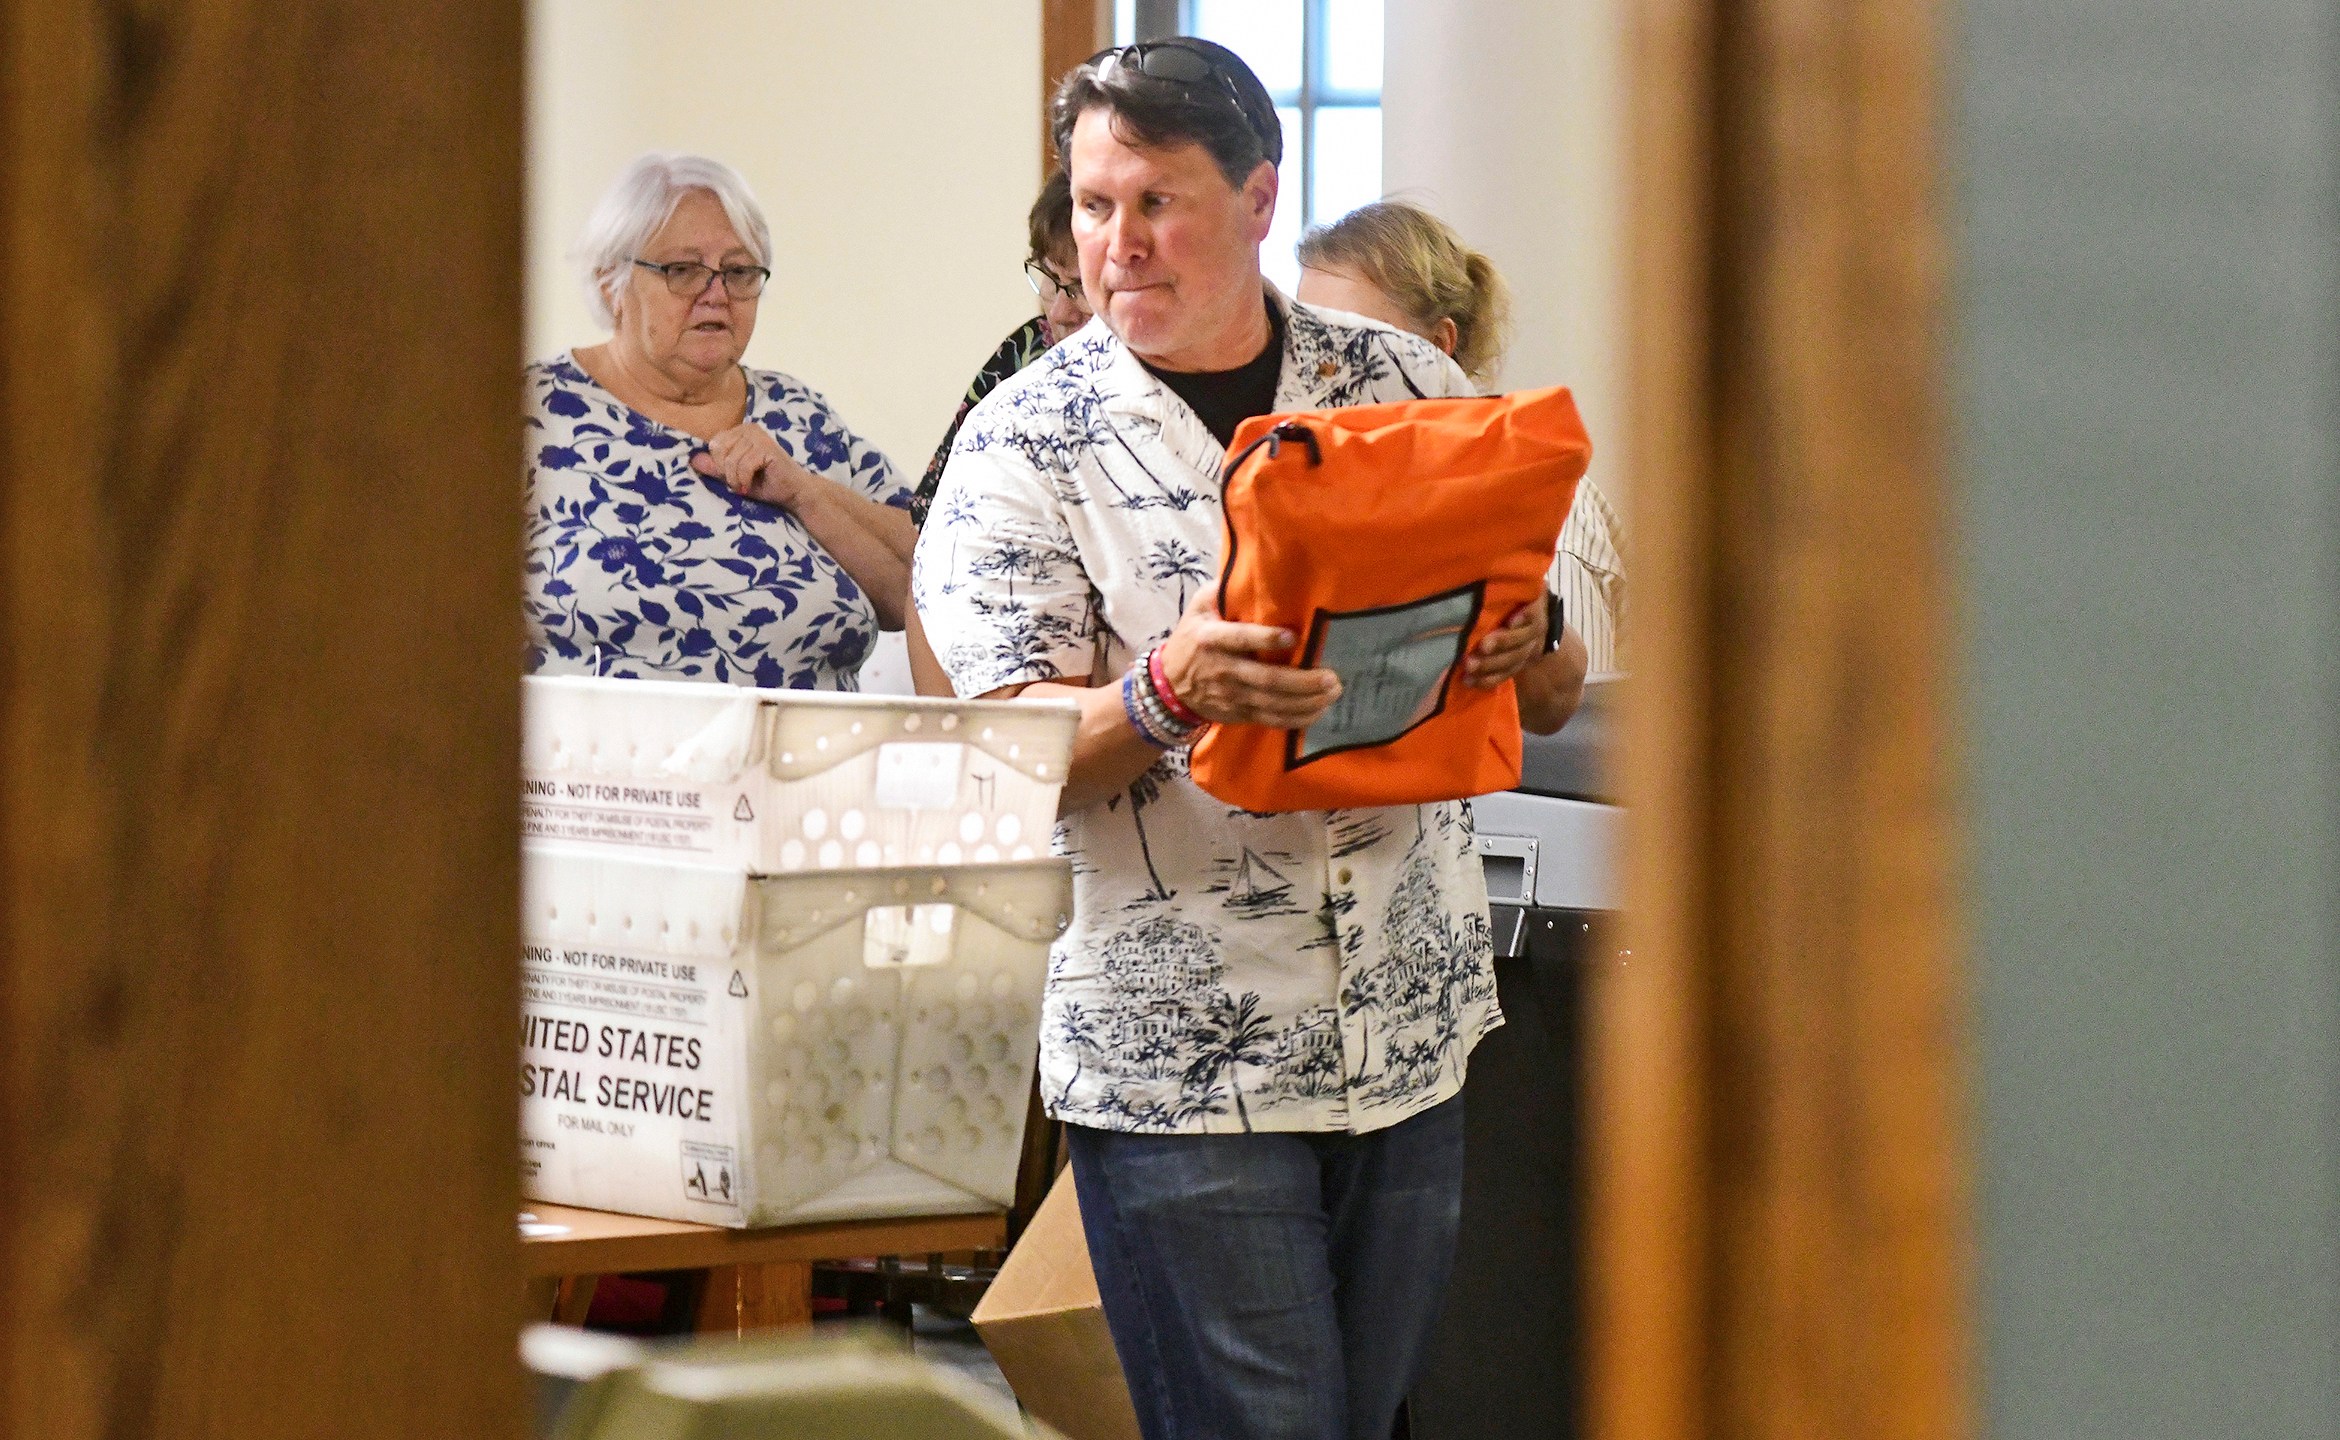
<box><xmin>518</xmin><ymin>676</ymin><xmax>1079</xmax><ymax>1228</ymax></box>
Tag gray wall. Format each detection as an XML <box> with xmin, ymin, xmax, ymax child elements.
<box><xmin>1958</xmin><ymin>3</ymin><xmax>2340</xmax><ymax>1435</ymax></box>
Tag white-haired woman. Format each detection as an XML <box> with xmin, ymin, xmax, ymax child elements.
<box><xmin>525</xmin><ymin>153</ymin><xmax>914</xmax><ymax>687</ymax></box>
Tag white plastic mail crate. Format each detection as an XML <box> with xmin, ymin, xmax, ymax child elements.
<box><xmin>520</xmin><ymin>675</ymin><xmax>1078</xmax><ymax>872</ymax></box>
<box><xmin>519</xmin><ymin>845</ymin><xmax>1072</xmax><ymax>1228</ymax></box>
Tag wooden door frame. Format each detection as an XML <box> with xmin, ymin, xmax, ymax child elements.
<box><xmin>1590</xmin><ymin>2</ymin><xmax>1972</xmax><ymax>1437</ymax></box>
<box><xmin>1041</xmin><ymin>0</ymin><xmax>1112</xmax><ymax>172</ymax></box>
<box><xmin>0</xmin><ymin>3</ymin><xmax>526</xmax><ymax>1435</ymax></box>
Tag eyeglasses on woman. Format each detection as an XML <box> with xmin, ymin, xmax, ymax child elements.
<box><xmin>632</xmin><ymin>258</ymin><xmax>771</xmax><ymax>300</ymax></box>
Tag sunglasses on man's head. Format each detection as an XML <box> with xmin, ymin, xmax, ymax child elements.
<box><xmin>1088</xmin><ymin>41</ymin><xmax>1271</xmax><ymax>149</ymax></box>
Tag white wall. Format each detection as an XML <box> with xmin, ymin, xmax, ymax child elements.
<box><xmin>1380</xmin><ymin>0</ymin><xmax>1625</xmax><ymax>501</ymax></box>
<box><xmin>527</xmin><ymin>0</ymin><xmax>1043</xmax><ymax>478</ymax></box>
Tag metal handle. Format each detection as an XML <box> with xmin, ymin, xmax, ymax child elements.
<box><xmin>1474</xmin><ymin>833</ymin><xmax>1539</xmax><ymax>905</ymax></box>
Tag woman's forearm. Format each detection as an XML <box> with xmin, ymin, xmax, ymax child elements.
<box><xmin>795</xmin><ymin>483</ymin><xmax>911</xmax><ymax>629</ymax></box>
<box><xmin>817</xmin><ymin>482</ymin><xmax>917</xmax><ymax>562</ymax></box>
<box><xmin>1516</xmin><ymin>627</ymin><xmax>1589</xmax><ymax>734</ymax></box>
<box><xmin>906</xmin><ymin>606</ymin><xmax>957</xmax><ymax>697</ymax></box>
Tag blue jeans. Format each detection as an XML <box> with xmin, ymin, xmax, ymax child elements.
<box><xmin>1065</xmin><ymin>1094</ymin><xmax>1466</xmax><ymax>1440</ymax></box>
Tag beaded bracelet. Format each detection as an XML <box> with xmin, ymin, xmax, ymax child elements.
<box><xmin>1140</xmin><ymin>685</ymin><xmax>1194</xmax><ymax>745</ymax></box>
<box><xmin>1120</xmin><ymin>667</ymin><xmax>1168</xmax><ymax>748</ymax></box>
<box><xmin>1121</xmin><ymin>667</ymin><xmax>1187</xmax><ymax>750</ymax></box>
<box><xmin>1121</xmin><ymin>655</ymin><xmax>1199</xmax><ymax>750</ymax></box>
<box><xmin>1140</xmin><ymin>652</ymin><xmax>1201</xmax><ymax>744</ymax></box>
<box><xmin>1137</xmin><ymin>671</ymin><xmax>1195</xmax><ymax>745</ymax></box>
<box><xmin>1147</xmin><ymin>646</ymin><xmax>1206</xmax><ymax>729</ymax></box>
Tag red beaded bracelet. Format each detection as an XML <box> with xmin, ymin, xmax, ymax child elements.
<box><xmin>1148</xmin><ymin>645</ymin><xmax>1206</xmax><ymax>729</ymax></box>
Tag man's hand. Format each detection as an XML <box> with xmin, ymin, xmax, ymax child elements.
<box><xmin>1158</xmin><ymin>592</ymin><xmax>1342</xmax><ymax>729</ymax></box>
<box><xmin>1461</xmin><ymin>597</ymin><xmax>1548</xmax><ymax>688</ymax></box>
<box><xmin>690</xmin><ymin>424</ymin><xmax>812</xmax><ymax>510</ymax></box>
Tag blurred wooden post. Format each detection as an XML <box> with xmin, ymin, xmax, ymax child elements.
<box><xmin>1041</xmin><ymin>0</ymin><xmax>1111</xmax><ymax>171</ymax></box>
<box><xmin>0</xmin><ymin>2</ymin><xmax>526</xmax><ymax>1437</ymax></box>
<box><xmin>1590</xmin><ymin>1</ymin><xmax>1972</xmax><ymax>1437</ymax></box>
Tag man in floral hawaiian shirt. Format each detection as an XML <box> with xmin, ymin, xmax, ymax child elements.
<box><xmin>912</xmin><ymin>38</ymin><xmax>1585</xmax><ymax>1440</ymax></box>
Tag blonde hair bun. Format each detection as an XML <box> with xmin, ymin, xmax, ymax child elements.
<box><xmin>1297</xmin><ymin>201</ymin><xmax>1514</xmax><ymax>386</ymax></box>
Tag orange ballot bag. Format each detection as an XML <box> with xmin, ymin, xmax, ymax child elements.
<box><xmin>1188</xmin><ymin>385</ymin><xmax>1590</xmax><ymax>813</ymax></box>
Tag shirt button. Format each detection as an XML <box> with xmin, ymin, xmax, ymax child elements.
<box><xmin>1317</xmin><ymin>359</ymin><xmax>1340</xmax><ymax>379</ymax></box>
<box><xmin>1336</xmin><ymin>867</ymin><xmax>1353</xmax><ymax>886</ymax></box>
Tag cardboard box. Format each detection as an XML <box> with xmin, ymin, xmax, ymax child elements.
<box><xmin>520</xmin><ymin>845</ymin><xmax>1071</xmax><ymax>1227</ymax></box>
<box><xmin>520</xmin><ymin>676</ymin><xmax>1078</xmax><ymax>872</ymax></box>
<box><xmin>971</xmin><ymin>1169</ymin><xmax>1143</xmax><ymax>1440</ymax></box>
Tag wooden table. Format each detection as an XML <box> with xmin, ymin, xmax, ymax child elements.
<box><xmin>521</xmin><ymin>1202</ymin><xmax>1006</xmax><ymax>1334</ymax></box>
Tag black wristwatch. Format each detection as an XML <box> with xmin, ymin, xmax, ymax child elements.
<box><xmin>1543</xmin><ymin>588</ymin><xmax>1566</xmax><ymax>653</ymax></box>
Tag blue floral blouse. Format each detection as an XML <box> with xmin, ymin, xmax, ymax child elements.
<box><xmin>524</xmin><ymin>353</ymin><xmax>911</xmax><ymax>689</ymax></box>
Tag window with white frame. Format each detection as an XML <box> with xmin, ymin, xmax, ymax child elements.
<box><xmin>1113</xmin><ymin>0</ymin><xmax>1385</xmax><ymax>293</ymax></box>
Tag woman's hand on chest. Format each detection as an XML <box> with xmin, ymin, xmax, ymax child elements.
<box><xmin>690</xmin><ymin>423</ymin><xmax>814</xmax><ymax>511</ymax></box>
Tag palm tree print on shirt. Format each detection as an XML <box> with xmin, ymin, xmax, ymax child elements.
<box><xmin>969</xmin><ymin>536</ymin><xmax>1043</xmax><ymax>597</ymax></box>
<box><xmin>1103</xmin><ymin>756</ymin><xmax>1180</xmax><ymax>903</ymax></box>
<box><xmin>1182</xmin><ymin>990</ymin><xmax>1281</xmax><ymax>1130</ymax></box>
<box><xmin>1050</xmin><ymin>1000</ymin><xmax>1104</xmax><ymax>1109</ymax></box>
<box><xmin>932</xmin><ymin>489</ymin><xmax>985</xmax><ymax>591</ymax></box>
<box><xmin>1142</xmin><ymin>536</ymin><xmax>1212</xmax><ymax>609</ymax></box>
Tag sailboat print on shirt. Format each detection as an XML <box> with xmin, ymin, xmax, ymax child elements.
<box><xmin>1206</xmin><ymin>846</ymin><xmax>1310</xmax><ymax>920</ymax></box>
